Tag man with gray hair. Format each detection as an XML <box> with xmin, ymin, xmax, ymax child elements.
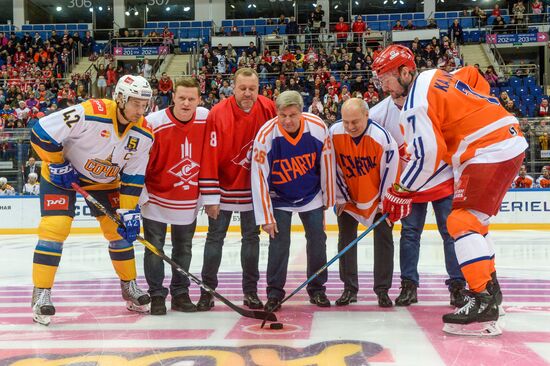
<box><xmin>251</xmin><ymin>90</ymin><xmax>335</xmax><ymax>312</ymax></box>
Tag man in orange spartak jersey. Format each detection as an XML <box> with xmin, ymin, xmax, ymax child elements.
<box><xmin>373</xmin><ymin>44</ymin><xmax>527</xmax><ymax>336</ymax></box>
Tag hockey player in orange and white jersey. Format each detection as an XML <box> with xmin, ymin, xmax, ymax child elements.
<box><xmin>374</xmin><ymin>45</ymin><xmax>527</xmax><ymax>336</ymax></box>
<box><xmin>512</xmin><ymin>164</ymin><xmax>534</xmax><ymax>188</ymax></box>
<box><xmin>331</xmin><ymin>98</ymin><xmax>399</xmax><ymax>308</ymax></box>
<box><xmin>535</xmin><ymin>166</ymin><xmax>550</xmax><ymax>188</ymax></box>
<box><xmin>140</xmin><ymin>78</ymin><xmax>209</xmax><ymax>315</ymax></box>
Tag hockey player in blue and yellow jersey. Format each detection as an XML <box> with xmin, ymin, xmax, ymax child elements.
<box><xmin>30</xmin><ymin>75</ymin><xmax>154</xmax><ymax>325</ymax></box>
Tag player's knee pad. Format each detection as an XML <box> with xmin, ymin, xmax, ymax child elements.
<box><xmin>97</xmin><ymin>215</ymin><xmax>122</xmax><ymax>242</ymax></box>
<box><xmin>38</xmin><ymin>216</ymin><xmax>73</xmax><ymax>242</ymax></box>
<box><xmin>446</xmin><ymin>208</ymin><xmax>488</xmax><ymax>239</ymax></box>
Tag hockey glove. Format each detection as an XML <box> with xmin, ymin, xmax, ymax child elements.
<box><xmin>49</xmin><ymin>161</ymin><xmax>80</xmax><ymax>190</ymax></box>
<box><xmin>117</xmin><ymin>207</ymin><xmax>141</xmax><ymax>244</ymax></box>
<box><xmin>382</xmin><ymin>184</ymin><xmax>413</xmax><ymax>222</ymax></box>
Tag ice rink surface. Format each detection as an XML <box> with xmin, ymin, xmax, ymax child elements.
<box><xmin>0</xmin><ymin>230</ymin><xmax>549</xmax><ymax>366</ymax></box>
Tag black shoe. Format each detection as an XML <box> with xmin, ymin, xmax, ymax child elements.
<box><xmin>196</xmin><ymin>292</ymin><xmax>214</xmax><ymax>312</ymax></box>
<box><xmin>264</xmin><ymin>297</ymin><xmax>281</xmax><ymax>312</ymax></box>
<box><xmin>335</xmin><ymin>289</ymin><xmax>357</xmax><ymax>306</ymax></box>
<box><xmin>309</xmin><ymin>292</ymin><xmax>331</xmax><ymax>308</ymax></box>
<box><xmin>171</xmin><ymin>293</ymin><xmax>197</xmax><ymax>313</ymax></box>
<box><xmin>243</xmin><ymin>292</ymin><xmax>263</xmax><ymax>309</ymax></box>
<box><xmin>395</xmin><ymin>280</ymin><xmax>418</xmax><ymax>306</ymax></box>
<box><xmin>377</xmin><ymin>291</ymin><xmax>393</xmax><ymax>308</ymax></box>
<box><xmin>150</xmin><ymin>296</ymin><xmax>166</xmax><ymax>315</ymax></box>
<box><xmin>449</xmin><ymin>280</ymin><xmax>467</xmax><ymax>308</ymax></box>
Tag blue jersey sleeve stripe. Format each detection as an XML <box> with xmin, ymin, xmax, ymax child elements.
<box><xmin>403</xmin><ymin>137</ymin><xmax>425</xmax><ymax>188</ymax></box>
<box><xmin>120</xmin><ymin>185</ymin><xmax>142</xmax><ymax>197</ymax></box>
<box><xmin>31</xmin><ymin>131</ymin><xmax>63</xmax><ymax>152</ymax></box>
<box><xmin>335</xmin><ymin>172</ymin><xmax>351</xmax><ymax>202</ymax></box>
<box><xmin>369</xmin><ymin>119</ymin><xmax>391</xmax><ymax>144</ymax></box>
<box><xmin>379</xmin><ymin>166</ymin><xmax>389</xmax><ymax>199</ymax></box>
<box><xmin>85</xmin><ymin>115</ymin><xmax>112</xmax><ymax>124</ymax></box>
<box><xmin>404</xmin><ymin>77</ymin><xmax>419</xmax><ymax>111</ymax></box>
<box><xmin>121</xmin><ymin>173</ymin><xmax>145</xmax><ymax>185</ymax></box>
<box><xmin>32</xmin><ymin>122</ymin><xmax>61</xmax><ymax>146</ymax></box>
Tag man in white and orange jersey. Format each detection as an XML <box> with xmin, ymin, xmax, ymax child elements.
<box><xmin>331</xmin><ymin>98</ymin><xmax>398</xmax><ymax>308</ymax></box>
<box><xmin>141</xmin><ymin>78</ymin><xmax>209</xmax><ymax>315</ymax></box>
<box><xmin>198</xmin><ymin>68</ymin><xmax>277</xmax><ymax>311</ymax></box>
<box><xmin>251</xmin><ymin>90</ymin><xmax>335</xmax><ymax>312</ymax></box>
<box><xmin>374</xmin><ymin>44</ymin><xmax>527</xmax><ymax>336</ymax></box>
<box><xmin>371</xmin><ymin>66</ymin><xmax>491</xmax><ymax>309</ymax></box>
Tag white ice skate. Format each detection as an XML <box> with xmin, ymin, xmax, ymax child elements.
<box><xmin>442</xmin><ymin>291</ymin><xmax>502</xmax><ymax>337</ymax></box>
<box><xmin>121</xmin><ymin>280</ymin><xmax>151</xmax><ymax>313</ymax></box>
<box><xmin>32</xmin><ymin>287</ymin><xmax>55</xmax><ymax>326</ymax></box>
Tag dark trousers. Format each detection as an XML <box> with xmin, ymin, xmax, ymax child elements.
<box><xmin>143</xmin><ymin>217</ymin><xmax>196</xmax><ymax>298</ymax></box>
<box><xmin>266</xmin><ymin>207</ymin><xmax>327</xmax><ymax>300</ymax></box>
<box><xmin>338</xmin><ymin>212</ymin><xmax>394</xmax><ymax>294</ymax></box>
<box><xmin>399</xmin><ymin>194</ymin><xmax>464</xmax><ymax>287</ymax></box>
<box><xmin>200</xmin><ymin>210</ymin><xmax>260</xmax><ymax>294</ymax></box>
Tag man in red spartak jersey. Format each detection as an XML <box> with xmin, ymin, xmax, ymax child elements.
<box><xmin>198</xmin><ymin>68</ymin><xmax>276</xmax><ymax>311</ymax></box>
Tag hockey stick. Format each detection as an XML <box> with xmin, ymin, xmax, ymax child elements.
<box><xmin>260</xmin><ymin>213</ymin><xmax>389</xmax><ymax>328</ymax></box>
<box><xmin>72</xmin><ymin>183</ymin><xmax>277</xmax><ymax>322</ymax></box>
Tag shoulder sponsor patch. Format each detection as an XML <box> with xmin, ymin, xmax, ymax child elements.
<box><xmin>44</xmin><ymin>194</ymin><xmax>69</xmax><ymax>211</ymax></box>
<box><xmin>91</xmin><ymin>99</ymin><xmax>107</xmax><ymax>115</ymax></box>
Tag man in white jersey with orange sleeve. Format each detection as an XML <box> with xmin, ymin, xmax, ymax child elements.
<box><xmin>375</xmin><ymin>44</ymin><xmax>527</xmax><ymax>336</ymax></box>
<box><xmin>141</xmin><ymin>78</ymin><xmax>208</xmax><ymax>315</ymax></box>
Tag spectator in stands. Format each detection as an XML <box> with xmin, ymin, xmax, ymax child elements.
<box><xmin>531</xmin><ymin>0</ymin><xmax>544</xmax><ymax>23</ymax></box>
<box><xmin>229</xmin><ymin>26</ymin><xmax>241</xmax><ymax>36</ymax></box>
<box><xmin>448</xmin><ymin>19</ymin><xmax>464</xmax><ymax>45</ymax></box>
<box><xmin>512</xmin><ymin>1</ymin><xmax>526</xmax><ymax>24</ymax></box>
<box><xmin>363</xmin><ymin>83</ymin><xmax>379</xmax><ymax>105</ymax></box>
<box><xmin>472</xmin><ymin>6</ymin><xmax>488</xmax><ymax>27</ymax></box>
<box><xmin>310</xmin><ymin>4</ymin><xmax>325</xmax><ymax>30</ymax></box>
<box><xmin>484</xmin><ymin>65</ymin><xmax>499</xmax><ymax>86</ymax></box>
<box><xmin>106</xmin><ymin>63</ymin><xmax>117</xmax><ymax>97</ymax></box>
<box><xmin>537</xmin><ymin>98</ymin><xmax>549</xmax><ymax>117</ymax></box>
<box><xmin>505</xmin><ymin>99</ymin><xmax>522</xmax><ymax>117</ymax></box>
<box><xmin>536</xmin><ymin>166</ymin><xmax>550</xmax><ymax>188</ymax></box>
<box><xmin>245</xmin><ymin>26</ymin><xmax>258</xmax><ymax>36</ymax></box>
<box><xmin>404</xmin><ymin>20</ymin><xmax>416</xmax><ymax>30</ymax></box>
<box><xmin>499</xmin><ymin>90</ymin><xmax>511</xmax><ymax>106</ymax></box>
<box><xmin>352</xmin><ymin>15</ymin><xmax>367</xmax><ymax>44</ymax></box>
<box><xmin>335</xmin><ymin>17</ymin><xmax>350</xmax><ymax>48</ymax></box>
<box><xmin>0</xmin><ymin>177</ymin><xmax>15</xmax><ymax>196</ymax></box>
<box><xmin>22</xmin><ymin>172</ymin><xmax>40</xmax><ymax>196</ymax></box>
<box><xmin>520</xmin><ymin>118</ymin><xmax>533</xmax><ymax>142</ymax></box>
<box><xmin>426</xmin><ymin>18</ymin><xmax>438</xmax><ymax>29</ymax></box>
<box><xmin>219</xmin><ymin>80</ymin><xmax>233</xmax><ymax>97</ymax></box>
<box><xmin>534</xmin><ymin>118</ymin><xmax>550</xmax><ymax>143</ymax></box>
<box><xmin>392</xmin><ymin>20</ymin><xmax>404</xmax><ymax>31</ymax></box>
<box><xmin>15</xmin><ymin>101</ymin><xmax>30</xmax><ymax>123</ymax></box>
<box><xmin>513</xmin><ymin>165</ymin><xmax>534</xmax><ymax>188</ymax></box>
<box><xmin>215</xmin><ymin>27</ymin><xmax>226</xmax><ymax>36</ymax></box>
<box><xmin>492</xmin><ymin>4</ymin><xmax>502</xmax><ymax>17</ymax></box>
<box><xmin>158</xmin><ymin>72</ymin><xmax>173</xmax><ymax>108</ymax></box>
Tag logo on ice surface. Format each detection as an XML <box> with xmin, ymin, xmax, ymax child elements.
<box><xmin>168</xmin><ymin>138</ymin><xmax>200</xmax><ymax>190</ymax></box>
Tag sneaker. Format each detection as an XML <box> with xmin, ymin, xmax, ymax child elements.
<box><xmin>196</xmin><ymin>291</ymin><xmax>214</xmax><ymax>312</ymax></box>
<box><xmin>264</xmin><ymin>297</ymin><xmax>281</xmax><ymax>312</ymax></box>
<box><xmin>243</xmin><ymin>292</ymin><xmax>263</xmax><ymax>309</ymax></box>
<box><xmin>150</xmin><ymin>296</ymin><xmax>166</xmax><ymax>315</ymax></box>
<box><xmin>395</xmin><ymin>279</ymin><xmax>418</xmax><ymax>306</ymax></box>
<box><xmin>309</xmin><ymin>292</ymin><xmax>331</xmax><ymax>307</ymax></box>
<box><xmin>171</xmin><ymin>293</ymin><xmax>197</xmax><ymax>313</ymax></box>
<box><xmin>335</xmin><ymin>289</ymin><xmax>357</xmax><ymax>306</ymax></box>
<box><xmin>377</xmin><ymin>291</ymin><xmax>393</xmax><ymax>308</ymax></box>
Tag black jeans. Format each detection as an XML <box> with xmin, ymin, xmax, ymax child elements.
<box><xmin>143</xmin><ymin>217</ymin><xmax>196</xmax><ymax>298</ymax></box>
<box><xmin>200</xmin><ymin>210</ymin><xmax>260</xmax><ymax>294</ymax></box>
<box><xmin>337</xmin><ymin>212</ymin><xmax>394</xmax><ymax>294</ymax></box>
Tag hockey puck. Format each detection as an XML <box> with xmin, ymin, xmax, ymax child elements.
<box><xmin>270</xmin><ymin>322</ymin><xmax>284</xmax><ymax>330</ymax></box>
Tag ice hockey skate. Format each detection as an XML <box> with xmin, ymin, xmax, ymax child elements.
<box><xmin>120</xmin><ymin>280</ymin><xmax>151</xmax><ymax>313</ymax></box>
<box><xmin>32</xmin><ymin>287</ymin><xmax>55</xmax><ymax>326</ymax></box>
<box><xmin>442</xmin><ymin>286</ymin><xmax>501</xmax><ymax>337</ymax></box>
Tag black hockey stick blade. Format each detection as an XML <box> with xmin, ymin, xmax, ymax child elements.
<box><xmin>72</xmin><ymin>183</ymin><xmax>277</xmax><ymax>322</ymax></box>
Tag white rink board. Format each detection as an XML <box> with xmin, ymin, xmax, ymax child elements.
<box><xmin>1</xmin><ymin>190</ymin><xmax>549</xmax><ymax>230</ymax></box>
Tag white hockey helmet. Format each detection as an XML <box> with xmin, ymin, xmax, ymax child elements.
<box><xmin>113</xmin><ymin>75</ymin><xmax>153</xmax><ymax>105</ymax></box>
<box><xmin>0</xmin><ymin>177</ymin><xmax>7</xmax><ymax>186</ymax></box>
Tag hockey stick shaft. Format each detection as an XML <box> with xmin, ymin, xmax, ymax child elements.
<box><xmin>72</xmin><ymin>183</ymin><xmax>277</xmax><ymax>322</ymax></box>
<box><xmin>279</xmin><ymin>213</ymin><xmax>388</xmax><ymax>308</ymax></box>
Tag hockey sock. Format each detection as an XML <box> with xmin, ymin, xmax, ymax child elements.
<box><xmin>109</xmin><ymin>239</ymin><xmax>137</xmax><ymax>281</ymax></box>
<box><xmin>455</xmin><ymin>233</ymin><xmax>493</xmax><ymax>293</ymax></box>
<box><xmin>33</xmin><ymin>240</ymin><xmax>63</xmax><ymax>288</ymax></box>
